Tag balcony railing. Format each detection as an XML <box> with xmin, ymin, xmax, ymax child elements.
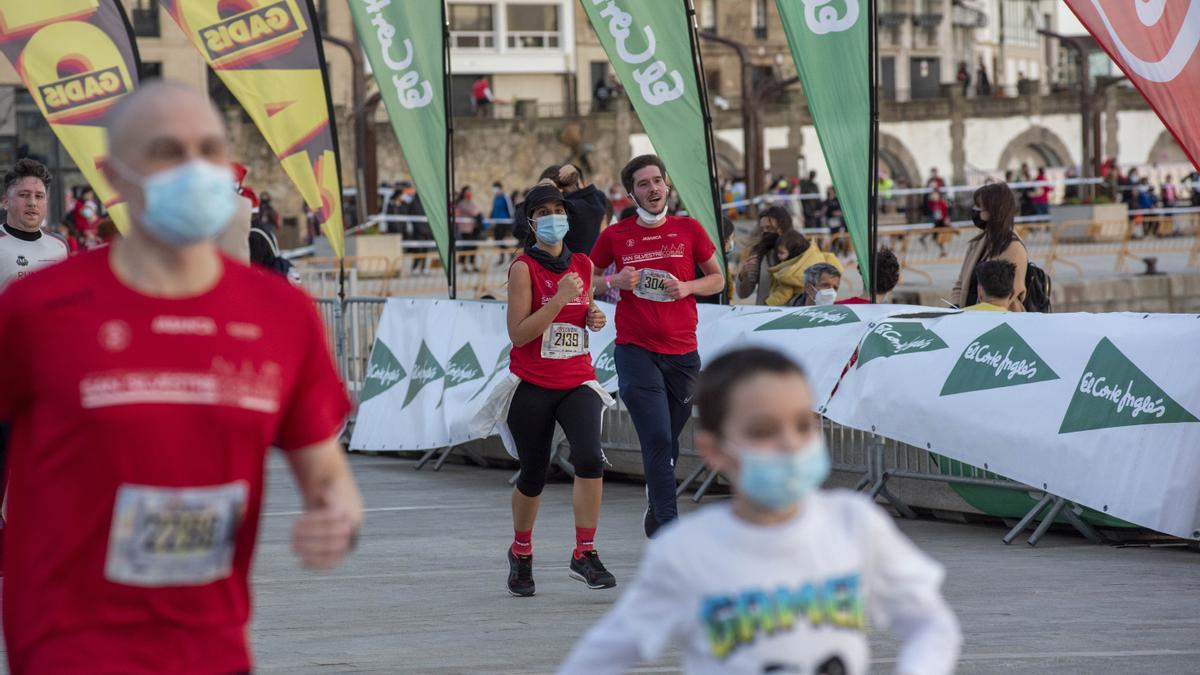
<box><xmin>450</xmin><ymin>31</ymin><xmax>496</xmax><ymax>50</ymax></box>
<box><xmin>506</xmin><ymin>31</ymin><xmax>560</xmax><ymax>49</ymax></box>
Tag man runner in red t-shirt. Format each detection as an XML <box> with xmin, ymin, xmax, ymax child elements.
<box><xmin>0</xmin><ymin>82</ymin><xmax>363</xmax><ymax>675</ymax></box>
<box><xmin>590</xmin><ymin>155</ymin><xmax>725</xmax><ymax>537</ymax></box>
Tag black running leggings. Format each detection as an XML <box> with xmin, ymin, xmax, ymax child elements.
<box><xmin>506</xmin><ymin>381</ymin><xmax>604</xmax><ymax>498</ymax></box>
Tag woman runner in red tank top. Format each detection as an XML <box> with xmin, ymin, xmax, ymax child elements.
<box><xmin>503</xmin><ymin>183</ymin><xmax>616</xmax><ymax>597</ymax></box>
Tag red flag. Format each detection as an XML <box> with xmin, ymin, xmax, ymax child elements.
<box><xmin>1064</xmin><ymin>1</ymin><xmax>1200</xmax><ymax>169</ymax></box>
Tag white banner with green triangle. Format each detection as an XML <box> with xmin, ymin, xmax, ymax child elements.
<box><xmin>350</xmin><ymin>299</ymin><xmax>1200</xmax><ymax>540</ymax></box>
<box><xmin>824</xmin><ymin>311</ymin><xmax>1200</xmax><ymax>540</ymax></box>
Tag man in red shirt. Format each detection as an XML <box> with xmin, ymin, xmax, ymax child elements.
<box><xmin>0</xmin><ymin>81</ymin><xmax>363</xmax><ymax>675</ymax></box>
<box><xmin>591</xmin><ymin>155</ymin><xmax>724</xmax><ymax>537</ymax></box>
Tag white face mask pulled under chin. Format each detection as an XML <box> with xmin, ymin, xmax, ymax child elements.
<box><xmin>631</xmin><ymin>191</ymin><xmax>669</xmax><ymax>224</ymax></box>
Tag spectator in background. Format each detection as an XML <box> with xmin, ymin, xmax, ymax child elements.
<box><xmin>1185</xmin><ymin>171</ymin><xmax>1200</xmax><ymax>207</ymax></box>
<box><xmin>302</xmin><ymin>203</ymin><xmax>320</xmax><ymax>244</ymax></box>
<box><xmin>926</xmin><ymin>189</ymin><xmax>951</xmax><ymax>258</ymax></box>
<box><xmin>956</xmin><ymin>61</ymin><xmax>971</xmax><ymax>97</ymax></box>
<box><xmin>490</xmin><ymin>181</ymin><xmax>515</xmax><ymax>240</ymax></box>
<box><xmin>256</xmin><ymin>191</ymin><xmax>281</xmax><ymax>230</ymax></box>
<box><xmin>383</xmin><ymin>189</ymin><xmax>407</xmax><ymax>235</ymax></box>
<box><xmin>472</xmin><ymin>76</ymin><xmax>493</xmax><ymax>117</ymax></box>
<box><xmin>952</xmin><ymin>182</ymin><xmax>1027</xmax><ymax>311</ymax></box>
<box><xmin>607</xmin><ymin>184</ymin><xmax>631</xmax><ymax>216</ymax></box>
<box><xmin>49</xmin><ymin>220</ymin><xmax>81</xmax><ymax>255</ymax></box>
<box><xmin>95</xmin><ymin>217</ymin><xmax>119</xmax><ymax>247</ymax></box>
<box><xmin>1017</xmin><ymin>163</ymin><xmax>1035</xmax><ymax>216</ymax></box>
<box><xmin>1162</xmin><ymin>175</ymin><xmax>1178</xmax><ymax>208</ymax></box>
<box><xmin>70</xmin><ymin>185</ymin><xmax>101</xmax><ymax>238</ymax></box>
<box><xmin>963</xmin><ymin>260</ymin><xmax>1017</xmax><ymax>312</ymax></box>
<box><xmin>796</xmin><ymin>262</ymin><xmax>842</xmax><ymax>307</ymax></box>
<box><xmin>736</xmin><ymin>205</ymin><xmax>796</xmax><ymax>304</ymax></box>
<box><xmin>455</xmin><ymin>185</ymin><xmax>482</xmax><ymax>272</ymax></box>
<box><xmin>798</xmin><ymin>170</ymin><xmax>819</xmax><ymax>225</ymax></box>
<box><xmin>1031</xmin><ymin>167</ymin><xmax>1051</xmax><ymax>216</ymax></box>
<box><xmin>395</xmin><ymin>181</ymin><xmax>431</xmax><ymax>273</ymax></box>
<box><xmin>976</xmin><ymin>59</ymin><xmax>991</xmax><ymax>96</ymax></box>
<box><xmin>877</xmin><ymin>171</ymin><xmax>895</xmax><ymax>213</ymax></box>
<box><xmin>764</xmin><ymin>230</ymin><xmax>844</xmax><ymax>307</ymax></box>
<box><xmin>1063</xmin><ymin>166</ymin><xmax>1080</xmax><ymax>202</ymax></box>
<box><xmin>822</xmin><ymin>186</ymin><xmax>846</xmax><ymax>253</ymax></box>
<box><xmin>838</xmin><ymin>247</ymin><xmax>901</xmax><ymax>304</ymax></box>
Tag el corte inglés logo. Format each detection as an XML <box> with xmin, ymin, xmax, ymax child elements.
<box><xmin>359</xmin><ymin>339</ymin><xmax>406</xmax><ymax>404</ymax></box>
<box><xmin>754</xmin><ymin>305</ymin><xmax>859</xmax><ymax>332</ymax></box>
<box><xmin>856</xmin><ymin>321</ymin><xmax>948</xmax><ymax>368</ymax></box>
<box><xmin>1059</xmin><ymin>337</ymin><xmax>1198</xmax><ymax>434</ymax></box>
<box><xmin>940</xmin><ymin>323</ymin><xmax>1059</xmax><ymax>396</ymax></box>
<box><xmin>201</xmin><ymin>0</ymin><xmax>307</xmax><ymax>64</ymax></box>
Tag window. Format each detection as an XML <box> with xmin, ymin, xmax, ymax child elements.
<box><xmin>139</xmin><ymin>61</ymin><xmax>162</xmax><ymax>81</ymax></box>
<box><xmin>130</xmin><ymin>0</ymin><xmax>159</xmax><ymax>37</ymax></box>
<box><xmin>507</xmin><ymin>4</ymin><xmax>560</xmax><ymax>49</ymax></box>
<box><xmin>450</xmin><ymin>3</ymin><xmax>496</xmax><ymax>49</ymax></box>
<box><xmin>752</xmin><ymin>0</ymin><xmax>768</xmax><ymax>40</ymax></box>
<box><xmin>701</xmin><ymin>0</ymin><xmax>717</xmax><ymax>34</ymax></box>
<box><xmin>1002</xmin><ymin>0</ymin><xmax>1040</xmax><ymax>47</ymax></box>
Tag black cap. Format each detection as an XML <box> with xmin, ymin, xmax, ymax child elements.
<box><xmin>523</xmin><ymin>184</ymin><xmax>565</xmax><ymax>219</ymax></box>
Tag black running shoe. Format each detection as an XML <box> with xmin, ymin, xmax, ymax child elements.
<box><xmin>507</xmin><ymin>548</ymin><xmax>535</xmax><ymax>597</ymax></box>
<box><xmin>569</xmin><ymin>550</ymin><xmax>617</xmax><ymax>589</ymax></box>
<box><xmin>643</xmin><ymin>503</ymin><xmax>661</xmax><ymax>538</ymax></box>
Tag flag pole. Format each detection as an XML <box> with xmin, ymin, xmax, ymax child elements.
<box><xmin>867</xmin><ymin>0</ymin><xmax>880</xmax><ymax>303</ymax></box>
<box><xmin>441</xmin><ymin>0</ymin><xmax>458</xmax><ymax>299</ymax></box>
<box><xmin>683</xmin><ymin>0</ymin><xmax>728</xmax><ymax>302</ymax></box>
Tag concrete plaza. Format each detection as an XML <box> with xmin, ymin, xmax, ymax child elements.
<box><xmin>245</xmin><ymin>454</ymin><xmax>1200</xmax><ymax>674</ymax></box>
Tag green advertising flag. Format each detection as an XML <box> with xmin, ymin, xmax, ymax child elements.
<box><xmin>775</xmin><ymin>0</ymin><xmax>871</xmax><ymax>290</ymax></box>
<box><xmin>581</xmin><ymin>0</ymin><xmax>722</xmax><ymax>263</ymax></box>
<box><xmin>349</xmin><ymin>0</ymin><xmax>451</xmax><ymax>281</ymax></box>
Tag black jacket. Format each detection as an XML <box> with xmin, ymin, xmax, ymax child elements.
<box><xmin>514</xmin><ymin>185</ymin><xmax>610</xmax><ymax>254</ymax></box>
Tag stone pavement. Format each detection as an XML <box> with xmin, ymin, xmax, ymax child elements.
<box><xmin>245</xmin><ymin>454</ymin><xmax>1200</xmax><ymax>674</ymax></box>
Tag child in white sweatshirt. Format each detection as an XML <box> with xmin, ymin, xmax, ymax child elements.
<box><xmin>560</xmin><ymin>347</ymin><xmax>961</xmax><ymax>674</ymax></box>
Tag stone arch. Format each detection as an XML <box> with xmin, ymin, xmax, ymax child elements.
<box><xmin>877</xmin><ymin>133</ymin><xmax>920</xmax><ymax>186</ymax></box>
<box><xmin>996</xmin><ymin>125</ymin><xmax>1073</xmax><ymax>171</ymax></box>
<box><xmin>1147</xmin><ymin>130</ymin><xmax>1188</xmax><ymax>164</ymax></box>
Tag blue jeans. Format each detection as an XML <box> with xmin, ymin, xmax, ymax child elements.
<box><xmin>614</xmin><ymin>344</ymin><xmax>701</xmax><ymax>527</ymax></box>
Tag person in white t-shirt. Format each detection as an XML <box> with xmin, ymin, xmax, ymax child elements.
<box><xmin>560</xmin><ymin>347</ymin><xmax>961</xmax><ymax>675</ymax></box>
<box><xmin>0</xmin><ymin>158</ymin><xmax>68</xmax><ymax>290</ymax></box>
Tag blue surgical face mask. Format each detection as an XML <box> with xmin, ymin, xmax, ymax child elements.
<box><xmin>534</xmin><ymin>213</ymin><xmax>570</xmax><ymax>244</ymax></box>
<box><xmin>735</xmin><ymin>434</ymin><xmax>830</xmax><ymax>511</ymax></box>
<box><xmin>115</xmin><ymin>158</ymin><xmax>236</xmax><ymax>247</ymax></box>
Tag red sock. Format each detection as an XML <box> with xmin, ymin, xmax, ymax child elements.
<box><xmin>573</xmin><ymin>527</ymin><xmax>596</xmax><ymax>560</ymax></box>
<box><xmin>512</xmin><ymin>529</ymin><xmax>532</xmax><ymax>557</ymax></box>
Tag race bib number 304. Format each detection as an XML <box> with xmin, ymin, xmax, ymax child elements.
<box><xmin>633</xmin><ymin>268</ymin><xmax>677</xmax><ymax>303</ymax></box>
<box><xmin>542</xmin><ymin>322</ymin><xmax>588</xmax><ymax>359</ymax></box>
<box><xmin>105</xmin><ymin>481</ymin><xmax>248</xmax><ymax>588</ymax></box>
